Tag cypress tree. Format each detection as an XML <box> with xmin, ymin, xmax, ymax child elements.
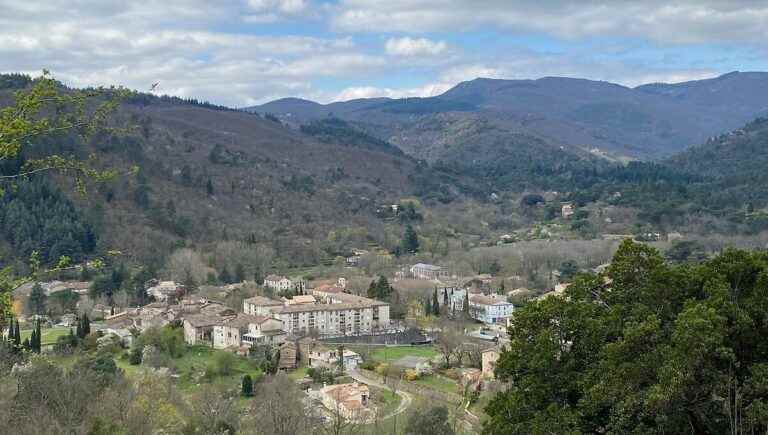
<box><xmin>433</xmin><ymin>288</ymin><xmax>441</xmax><ymax>316</ymax></box>
<box><xmin>76</xmin><ymin>316</ymin><xmax>82</xmax><ymax>339</ymax></box>
<box><xmin>241</xmin><ymin>374</ymin><xmax>253</xmax><ymax>397</ymax></box>
<box><xmin>35</xmin><ymin>320</ymin><xmax>42</xmax><ymax>353</ymax></box>
<box><xmin>424</xmin><ymin>297</ymin><xmax>432</xmax><ymax>316</ymax></box>
<box><xmin>83</xmin><ymin>314</ymin><xmax>90</xmax><ymax>336</ymax></box>
<box><xmin>15</xmin><ymin>319</ymin><xmax>21</xmax><ymax>347</ymax></box>
<box><xmin>23</xmin><ymin>337</ymin><xmax>30</xmax><ymax>351</ymax></box>
<box><xmin>463</xmin><ymin>292</ymin><xmax>470</xmax><ymax>319</ymax></box>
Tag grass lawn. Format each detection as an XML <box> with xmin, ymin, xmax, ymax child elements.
<box><xmin>21</xmin><ymin>327</ymin><xmax>72</xmax><ymax>346</ymax></box>
<box><xmin>172</xmin><ymin>345</ymin><xmax>262</xmax><ymax>390</ymax></box>
<box><xmin>287</xmin><ymin>365</ymin><xmax>309</xmax><ymax>381</ymax></box>
<box><xmin>413</xmin><ymin>374</ymin><xmax>459</xmax><ymax>395</ymax></box>
<box><xmin>353</xmin><ymin>345</ymin><xmax>438</xmax><ymax>363</ymax></box>
<box><xmin>371</xmin><ymin>386</ymin><xmax>402</xmax><ymax>416</ymax></box>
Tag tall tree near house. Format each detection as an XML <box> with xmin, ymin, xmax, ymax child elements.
<box><xmin>27</xmin><ymin>283</ymin><xmax>47</xmax><ymax>315</ymax></box>
<box><xmin>433</xmin><ymin>288</ymin><xmax>441</xmax><ymax>316</ymax></box>
<box><xmin>424</xmin><ymin>297</ymin><xmax>432</xmax><ymax>317</ymax></box>
<box><xmin>463</xmin><ymin>292</ymin><xmax>470</xmax><ymax>319</ymax></box>
<box><xmin>241</xmin><ymin>374</ymin><xmax>253</xmax><ymax>397</ymax></box>
<box><xmin>401</xmin><ymin>224</ymin><xmax>420</xmax><ymax>254</ymax></box>
<box><xmin>337</xmin><ymin>344</ymin><xmax>345</xmax><ymax>374</ymax></box>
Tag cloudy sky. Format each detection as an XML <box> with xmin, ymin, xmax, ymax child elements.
<box><xmin>2</xmin><ymin>0</ymin><xmax>767</xmax><ymax>106</ymax></box>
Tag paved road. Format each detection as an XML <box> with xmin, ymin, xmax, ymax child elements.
<box><xmin>348</xmin><ymin>368</ymin><xmax>412</xmax><ymax>420</ymax></box>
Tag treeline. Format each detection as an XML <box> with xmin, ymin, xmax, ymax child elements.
<box><xmin>0</xmin><ymin>179</ymin><xmax>97</xmax><ymax>265</ymax></box>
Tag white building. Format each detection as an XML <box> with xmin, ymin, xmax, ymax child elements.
<box><xmin>243</xmin><ymin>296</ymin><xmax>283</xmax><ymax>316</ymax></box>
<box><xmin>469</xmin><ymin>294</ymin><xmax>514</xmax><ymax>325</ymax></box>
<box><xmin>146</xmin><ymin>281</ymin><xmax>182</xmax><ymax>302</ymax></box>
<box><xmin>309</xmin><ymin>345</ymin><xmax>363</xmax><ymax>370</ymax></box>
<box><xmin>410</xmin><ymin>263</ymin><xmax>449</xmax><ymax>280</ymax></box>
<box><xmin>264</xmin><ymin>275</ymin><xmax>293</xmax><ymax>291</ymax></box>
<box><xmin>272</xmin><ymin>293</ymin><xmax>390</xmax><ymax>337</ymax></box>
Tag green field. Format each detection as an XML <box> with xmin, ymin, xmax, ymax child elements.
<box><xmin>20</xmin><ymin>327</ymin><xmax>72</xmax><ymax>346</ymax></box>
<box><xmin>413</xmin><ymin>374</ymin><xmax>459</xmax><ymax>395</ymax></box>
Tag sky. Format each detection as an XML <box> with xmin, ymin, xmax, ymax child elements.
<box><xmin>1</xmin><ymin>0</ymin><xmax>768</xmax><ymax>107</ymax></box>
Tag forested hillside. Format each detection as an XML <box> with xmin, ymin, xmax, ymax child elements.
<box><xmin>0</xmin><ymin>76</ymin><xmax>480</xmax><ymax>270</ymax></box>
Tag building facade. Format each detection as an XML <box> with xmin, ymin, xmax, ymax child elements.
<box><xmin>410</xmin><ymin>263</ymin><xmax>450</xmax><ymax>280</ymax></box>
<box><xmin>469</xmin><ymin>294</ymin><xmax>514</xmax><ymax>325</ymax></box>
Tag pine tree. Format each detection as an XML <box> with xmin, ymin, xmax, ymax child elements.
<box><xmin>220</xmin><ymin>266</ymin><xmax>232</xmax><ymax>284</ymax></box>
<box><xmin>499</xmin><ymin>279</ymin><xmax>506</xmax><ymax>294</ymax></box>
<box><xmin>14</xmin><ymin>319</ymin><xmax>21</xmax><ymax>347</ymax></box>
<box><xmin>424</xmin><ymin>297</ymin><xmax>432</xmax><ymax>316</ymax></box>
<box><xmin>443</xmin><ymin>288</ymin><xmax>449</xmax><ymax>306</ymax></box>
<box><xmin>76</xmin><ymin>316</ymin><xmax>82</xmax><ymax>339</ymax></box>
<box><xmin>433</xmin><ymin>288</ymin><xmax>441</xmax><ymax>316</ymax></box>
<box><xmin>401</xmin><ymin>224</ymin><xmax>420</xmax><ymax>254</ymax></box>
<box><xmin>23</xmin><ymin>337</ymin><xmax>30</xmax><ymax>351</ymax></box>
<box><xmin>83</xmin><ymin>314</ymin><xmax>90</xmax><ymax>336</ymax></box>
<box><xmin>27</xmin><ymin>283</ymin><xmax>47</xmax><ymax>315</ymax></box>
<box><xmin>463</xmin><ymin>292</ymin><xmax>470</xmax><ymax>319</ymax></box>
<box><xmin>241</xmin><ymin>374</ymin><xmax>253</xmax><ymax>397</ymax></box>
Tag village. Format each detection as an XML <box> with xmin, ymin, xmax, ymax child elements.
<box><xmin>6</xmin><ymin>256</ymin><xmax>580</xmax><ymax>433</ymax></box>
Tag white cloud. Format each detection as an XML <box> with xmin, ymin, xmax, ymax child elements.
<box><xmin>332</xmin><ymin>0</ymin><xmax>768</xmax><ymax>45</ymax></box>
<box><xmin>385</xmin><ymin>37</ymin><xmax>447</xmax><ymax>57</ymax></box>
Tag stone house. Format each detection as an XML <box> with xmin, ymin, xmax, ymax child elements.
<box><xmin>320</xmin><ymin>382</ymin><xmax>371</xmax><ymax>421</ymax></box>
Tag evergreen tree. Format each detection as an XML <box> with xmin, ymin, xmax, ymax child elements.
<box><xmin>14</xmin><ymin>319</ymin><xmax>21</xmax><ymax>347</ymax></box>
<box><xmin>424</xmin><ymin>297</ymin><xmax>432</xmax><ymax>316</ymax></box>
<box><xmin>463</xmin><ymin>292</ymin><xmax>470</xmax><ymax>319</ymax></box>
<box><xmin>220</xmin><ymin>266</ymin><xmax>232</xmax><ymax>284</ymax></box>
<box><xmin>241</xmin><ymin>374</ymin><xmax>253</xmax><ymax>397</ymax></box>
<box><xmin>433</xmin><ymin>288</ymin><xmax>441</xmax><ymax>316</ymax></box>
<box><xmin>338</xmin><ymin>345</ymin><xmax>345</xmax><ymax>374</ymax></box>
<box><xmin>33</xmin><ymin>320</ymin><xmax>41</xmax><ymax>353</ymax></box>
<box><xmin>401</xmin><ymin>224</ymin><xmax>420</xmax><ymax>254</ymax></box>
<box><xmin>234</xmin><ymin>264</ymin><xmax>246</xmax><ymax>283</ymax></box>
<box><xmin>443</xmin><ymin>288</ymin><xmax>449</xmax><ymax>306</ymax></box>
<box><xmin>23</xmin><ymin>337</ymin><xmax>30</xmax><ymax>350</ymax></box>
<box><xmin>499</xmin><ymin>279</ymin><xmax>506</xmax><ymax>294</ymax></box>
<box><xmin>83</xmin><ymin>314</ymin><xmax>90</xmax><ymax>336</ymax></box>
<box><xmin>27</xmin><ymin>283</ymin><xmax>47</xmax><ymax>315</ymax></box>
<box><xmin>206</xmin><ymin>178</ymin><xmax>214</xmax><ymax>196</ymax></box>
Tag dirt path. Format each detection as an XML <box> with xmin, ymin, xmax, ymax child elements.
<box><xmin>348</xmin><ymin>368</ymin><xmax>412</xmax><ymax>420</ymax></box>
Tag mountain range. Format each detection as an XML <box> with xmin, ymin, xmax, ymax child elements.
<box><xmin>249</xmin><ymin>71</ymin><xmax>768</xmax><ymax>160</ymax></box>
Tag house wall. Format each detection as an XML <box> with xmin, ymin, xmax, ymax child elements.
<box><xmin>213</xmin><ymin>325</ymin><xmax>242</xmax><ymax>349</ymax></box>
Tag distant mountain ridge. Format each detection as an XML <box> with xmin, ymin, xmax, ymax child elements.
<box><xmin>249</xmin><ymin>71</ymin><xmax>768</xmax><ymax>159</ymax></box>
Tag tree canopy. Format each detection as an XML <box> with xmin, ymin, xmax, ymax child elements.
<box><xmin>485</xmin><ymin>239</ymin><xmax>768</xmax><ymax>434</ymax></box>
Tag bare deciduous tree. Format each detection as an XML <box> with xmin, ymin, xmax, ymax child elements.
<box><xmin>247</xmin><ymin>374</ymin><xmax>317</xmax><ymax>435</ymax></box>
